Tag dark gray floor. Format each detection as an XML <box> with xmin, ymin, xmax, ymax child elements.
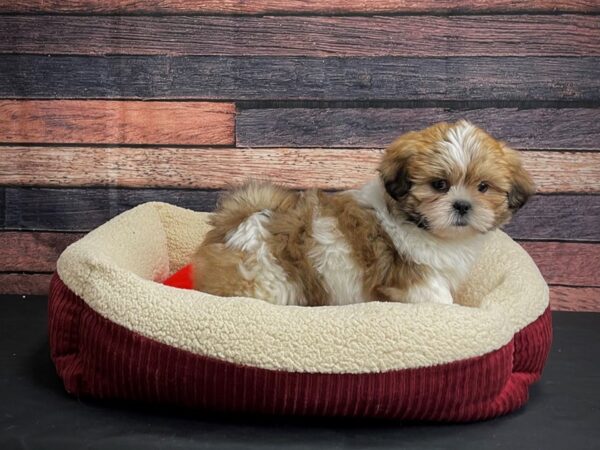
<box><xmin>1</xmin><ymin>295</ymin><xmax>599</xmax><ymax>450</ymax></box>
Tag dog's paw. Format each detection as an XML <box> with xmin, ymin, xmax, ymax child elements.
<box><xmin>378</xmin><ymin>285</ymin><xmax>454</xmax><ymax>305</ymax></box>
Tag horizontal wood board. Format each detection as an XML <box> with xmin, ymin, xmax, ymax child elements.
<box><xmin>3</xmin><ymin>15</ymin><xmax>599</xmax><ymax>57</ymax></box>
<box><xmin>1</xmin><ymin>56</ymin><xmax>599</xmax><ymax>102</ymax></box>
<box><xmin>237</xmin><ymin>108</ymin><xmax>600</xmax><ymax>148</ymax></box>
<box><xmin>0</xmin><ymin>101</ymin><xmax>235</xmax><ymax>145</ymax></box>
<box><xmin>548</xmin><ymin>287</ymin><xmax>600</xmax><ymax>312</ymax></box>
<box><xmin>2</xmin><ymin>147</ymin><xmax>598</xmax><ymax>193</ymax></box>
<box><xmin>0</xmin><ymin>232</ymin><xmax>84</xmax><ymax>272</ymax></box>
<box><xmin>1</xmin><ymin>188</ymin><xmax>598</xmax><ymax>241</ymax></box>
<box><xmin>2</xmin><ymin>1</ymin><xmax>599</xmax><ymax>14</ymax></box>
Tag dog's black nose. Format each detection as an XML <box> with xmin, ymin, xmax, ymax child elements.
<box><xmin>453</xmin><ymin>201</ymin><xmax>471</xmax><ymax>216</ymax></box>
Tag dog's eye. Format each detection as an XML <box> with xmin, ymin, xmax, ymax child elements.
<box><xmin>478</xmin><ymin>182</ymin><xmax>489</xmax><ymax>193</ymax></box>
<box><xmin>431</xmin><ymin>179</ymin><xmax>450</xmax><ymax>192</ymax></box>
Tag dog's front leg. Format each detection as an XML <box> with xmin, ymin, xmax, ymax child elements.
<box><xmin>379</xmin><ymin>275</ymin><xmax>453</xmax><ymax>305</ymax></box>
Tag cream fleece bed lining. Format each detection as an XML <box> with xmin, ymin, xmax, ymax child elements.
<box><xmin>56</xmin><ymin>202</ymin><xmax>549</xmax><ymax>374</ymax></box>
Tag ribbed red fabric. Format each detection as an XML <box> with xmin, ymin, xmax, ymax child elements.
<box><xmin>48</xmin><ymin>274</ymin><xmax>552</xmax><ymax>422</ymax></box>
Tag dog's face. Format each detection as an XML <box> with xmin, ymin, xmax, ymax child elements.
<box><xmin>379</xmin><ymin>120</ymin><xmax>535</xmax><ymax>239</ymax></box>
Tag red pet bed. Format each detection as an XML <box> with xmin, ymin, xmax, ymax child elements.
<box><xmin>49</xmin><ymin>202</ymin><xmax>552</xmax><ymax>422</ymax></box>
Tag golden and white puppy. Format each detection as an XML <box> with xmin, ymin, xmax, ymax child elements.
<box><xmin>192</xmin><ymin>120</ymin><xmax>535</xmax><ymax>306</ymax></box>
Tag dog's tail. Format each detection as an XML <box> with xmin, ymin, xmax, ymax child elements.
<box><xmin>193</xmin><ymin>181</ymin><xmax>296</xmax><ymax>298</ymax></box>
<box><xmin>202</xmin><ymin>180</ymin><xmax>297</xmax><ymax>245</ymax></box>
<box><xmin>224</xmin><ymin>180</ymin><xmax>295</xmax><ymax>212</ymax></box>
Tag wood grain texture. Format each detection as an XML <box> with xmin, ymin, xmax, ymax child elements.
<box><xmin>1</xmin><ymin>274</ymin><xmax>598</xmax><ymax>311</ymax></box>
<box><xmin>521</xmin><ymin>242</ymin><xmax>600</xmax><ymax>287</ymax></box>
<box><xmin>0</xmin><ymin>101</ymin><xmax>235</xmax><ymax>145</ymax></box>
<box><xmin>504</xmin><ymin>194</ymin><xmax>600</xmax><ymax>242</ymax></box>
<box><xmin>0</xmin><ymin>273</ymin><xmax>51</xmax><ymax>295</ymax></box>
<box><xmin>2</xmin><ymin>1</ymin><xmax>598</xmax><ymax>14</ymax></box>
<box><xmin>2</xmin><ymin>55</ymin><xmax>598</xmax><ymax>102</ymax></box>
<box><xmin>521</xmin><ymin>152</ymin><xmax>600</xmax><ymax>194</ymax></box>
<box><xmin>550</xmin><ymin>287</ymin><xmax>600</xmax><ymax>312</ymax></box>
<box><xmin>3</xmin><ymin>15</ymin><xmax>599</xmax><ymax>57</ymax></box>
<box><xmin>1</xmin><ymin>188</ymin><xmax>598</xmax><ymax>241</ymax></box>
<box><xmin>237</xmin><ymin>108</ymin><xmax>600</xmax><ymax>149</ymax></box>
<box><xmin>2</xmin><ymin>146</ymin><xmax>598</xmax><ymax>193</ymax></box>
<box><xmin>0</xmin><ymin>188</ymin><xmax>220</xmax><ymax>232</ymax></box>
<box><xmin>0</xmin><ymin>232</ymin><xmax>83</xmax><ymax>272</ymax></box>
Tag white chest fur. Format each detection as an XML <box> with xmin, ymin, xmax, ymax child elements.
<box><xmin>352</xmin><ymin>179</ymin><xmax>485</xmax><ymax>304</ymax></box>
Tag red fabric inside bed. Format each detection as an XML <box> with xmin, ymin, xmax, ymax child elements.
<box><xmin>163</xmin><ymin>264</ymin><xmax>194</xmax><ymax>290</ymax></box>
<box><xmin>48</xmin><ymin>273</ymin><xmax>552</xmax><ymax>422</ymax></box>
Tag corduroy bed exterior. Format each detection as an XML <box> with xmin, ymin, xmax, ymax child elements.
<box><xmin>49</xmin><ymin>202</ymin><xmax>552</xmax><ymax>422</ymax></box>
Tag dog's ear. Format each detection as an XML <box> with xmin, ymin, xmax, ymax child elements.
<box><xmin>503</xmin><ymin>144</ymin><xmax>536</xmax><ymax>211</ymax></box>
<box><xmin>508</xmin><ymin>170</ymin><xmax>535</xmax><ymax>211</ymax></box>
<box><xmin>379</xmin><ymin>138</ymin><xmax>414</xmax><ymax>201</ymax></box>
<box><xmin>382</xmin><ymin>165</ymin><xmax>412</xmax><ymax>201</ymax></box>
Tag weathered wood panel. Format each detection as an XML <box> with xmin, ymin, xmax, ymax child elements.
<box><xmin>4</xmin><ymin>231</ymin><xmax>597</xmax><ymax>288</ymax></box>
<box><xmin>520</xmin><ymin>152</ymin><xmax>600</xmax><ymax>193</ymax></box>
<box><xmin>0</xmin><ymin>273</ymin><xmax>52</xmax><ymax>295</ymax></box>
<box><xmin>2</xmin><ymin>146</ymin><xmax>598</xmax><ymax>193</ymax></box>
<box><xmin>2</xmin><ymin>1</ymin><xmax>598</xmax><ymax>14</ymax></box>
<box><xmin>550</xmin><ymin>287</ymin><xmax>600</xmax><ymax>312</ymax></box>
<box><xmin>520</xmin><ymin>242</ymin><xmax>600</xmax><ymax>287</ymax></box>
<box><xmin>0</xmin><ymin>232</ymin><xmax>83</xmax><ymax>272</ymax></box>
<box><xmin>1</xmin><ymin>188</ymin><xmax>598</xmax><ymax>241</ymax></box>
<box><xmin>0</xmin><ymin>101</ymin><xmax>235</xmax><ymax>145</ymax></box>
<box><xmin>0</xmin><ymin>188</ymin><xmax>220</xmax><ymax>231</ymax></box>
<box><xmin>504</xmin><ymin>195</ymin><xmax>600</xmax><ymax>242</ymax></box>
<box><xmin>2</xmin><ymin>55</ymin><xmax>598</xmax><ymax>102</ymax></box>
<box><xmin>237</xmin><ymin>108</ymin><xmax>600</xmax><ymax>148</ymax></box>
<box><xmin>3</xmin><ymin>15</ymin><xmax>599</xmax><ymax>57</ymax></box>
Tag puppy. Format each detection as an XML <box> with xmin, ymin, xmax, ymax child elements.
<box><xmin>192</xmin><ymin>120</ymin><xmax>535</xmax><ymax>306</ymax></box>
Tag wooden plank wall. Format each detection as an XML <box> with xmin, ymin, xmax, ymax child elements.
<box><xmin>0</xmin><ymin>1</ymin><xmax>598</xmax><ymax>311</ymax></box>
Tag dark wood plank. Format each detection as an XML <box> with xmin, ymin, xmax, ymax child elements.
<box><xmin>504</xmin><ymin>195</ymin><xmax>600</xmax><ymax>242</ymax></box>
<box><xmin>0</xmin><ymin>273</ymin><xmax>51</xmax><ymax>295</ymax></box>
<box><xmin>521</xmin><ymin>242</ymin><xmax>600</xmax><ymax>287</ymax></box>
<box><xmin>3</xmin><ymin>15</ymin><xmax>598</xmax><ymax>57</ymax></box>
<box><xmin>237</xmin><ymin>108</ymin><xmax>600</xmax><ymax>149</ymax></box>
<box><xmin>0</xmin><ymin>188</ymin><xmax>220</xmax><ymax>232</ymax></box>
<box><xmin>1</xmin><ymin>188</ymin><xmax>598</xmax><ymax>241</ymax></box>
<box><xmin>0</xmin><ymin>232</ymin><xmax>83</xmax><ymax>272</ymax></box>
<box><xmin>0</xmin><ymin>101</ymin><xmax>235</xmax><ymax>145</ymax></box>
<box><xmin>550</xmin><ymin>287</ymin><xmax>600</xmax><ymax>312</ymax></box>
<box><xmin>3</xmin><ymin>1</ymin><xmax>598</xmax><ymax>14</ymax></box>
<box><xmin>2</xmin><ymin>146</ymin><xmax>598</xmax><ymax>193</ymax></box>
<box><xmin>1</xmin><ymin>55</ymin><xmax>598</xmax><ymax>103</ymax></box>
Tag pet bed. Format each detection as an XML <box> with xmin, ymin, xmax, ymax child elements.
<box><xmin>49</xmin><ymin>202</ymin><xmax>552</xmax><ymax>422</ymax></box>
